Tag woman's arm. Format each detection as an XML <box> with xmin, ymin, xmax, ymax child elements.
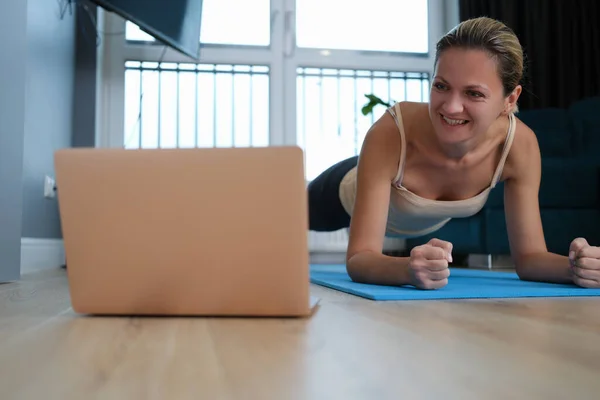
<box><xmin>345</xmin><ymin>110</ymin><xmax>415</xmax><ymax>286</ymax></box>
<box><xmin>502</xmin><ymin>123</ymin><xmax>573</xmax><ymax>284</ymax></box>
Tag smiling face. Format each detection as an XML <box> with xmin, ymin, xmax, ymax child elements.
<box><xmin>428</xmin><ymin>47</ymin><xmax>519</xmax><ymax>149</ymax></box>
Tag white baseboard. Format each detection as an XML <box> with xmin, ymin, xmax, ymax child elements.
<box><xmin>20</xmin><ymin>238</ymin><xmax>65</xmax><ymax>274</ymax></box>
<box><xmin>467</xmin><ymin>253</ymin><xmax>515</xmax><ymax>270</ymax></box>
<box><xmin>310</xmin><ymin>252</ymin><xmax>348</xmax><ymax>264</ymax></box>
<box><xmin>308</xmin><ymin>229</ymin><xmax>407</xmax><ymax>253</ymax></box>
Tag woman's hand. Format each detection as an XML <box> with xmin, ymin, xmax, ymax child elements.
<box><xmin>408</xmin><ymin>238</ymin><xmax>453</xmax><ymax>290</ymax></box>
<box><xmin>569</xmin><ymin>238</ymin><xmax>600</xmax><ymax>288</ymax></box>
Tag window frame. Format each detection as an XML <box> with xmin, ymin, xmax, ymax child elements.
<box><xmin>94</xmin><ymin>0</ymin><xmax>459</xmax><ymax>150</ymax></box>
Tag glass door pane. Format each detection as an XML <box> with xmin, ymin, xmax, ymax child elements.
<box><xmin>295</xmin><ymin>0</ymin><xmax>428</xmax><ymax>53</ymax></box>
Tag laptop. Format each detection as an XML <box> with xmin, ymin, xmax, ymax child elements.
<box><xmin>54</xmin><ymin>146</ymin><xmax>319</xmax><ymax>317</ymax></box>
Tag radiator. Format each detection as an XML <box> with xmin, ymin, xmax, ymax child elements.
<box><xmin>308</xmin><ymin>229</ymin><xmax>406</xmax><ymax>253</ymax></box>
<box><xmin>308</xmin><ymin>229</ymin><xmax>350</xmax><ymax>252</ymax></box>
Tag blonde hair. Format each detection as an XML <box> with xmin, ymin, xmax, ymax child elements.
<box><xmin>435</xmin><ymin>17</ymin><xmax>524</xmax><ymax>113</ymax></box>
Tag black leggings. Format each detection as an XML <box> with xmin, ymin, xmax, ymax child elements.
<box><xmin>308</xmin><ymin>155</ymin><xmax>359</xmax><ymax>231</ymax></box>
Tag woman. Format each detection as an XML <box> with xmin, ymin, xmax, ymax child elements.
<box><xmin>308</xmin><ymin>17</ymin><xmax>600</xmax><ymax>290</ymax></box>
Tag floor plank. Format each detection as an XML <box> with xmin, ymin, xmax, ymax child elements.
<box><xmin>1</xmin><ymin>268</ymin><xmax>599</xmax><ymax>399</ymax></box>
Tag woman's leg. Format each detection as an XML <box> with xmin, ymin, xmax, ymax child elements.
<box><xmin>307</xmin><ymin>155</ymin><xmax>359</xmax><ymax>231</ymax></box>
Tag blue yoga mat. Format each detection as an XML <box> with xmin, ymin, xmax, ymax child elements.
<box><xmin>309</xmin><ymin>264</ymin><xmax>600</xmax><ymax>300</ymax></box>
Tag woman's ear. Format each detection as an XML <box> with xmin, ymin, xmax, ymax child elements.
<box><xmin>505</xmin><ymin>85</ymin><xmax>522</xmax><ymax>114</ymax></box>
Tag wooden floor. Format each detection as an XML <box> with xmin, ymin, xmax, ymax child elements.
<box><xmin>1</xmin><ymin>268</ymin><xmax>600</xmax><ymax>399</ymax></box>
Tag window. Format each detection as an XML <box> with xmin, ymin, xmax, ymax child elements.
<box><xmin>297</xmin><ymin>68</ymin><xmax>429</xmax><ymax>180</ymax></box>
<box><xmin>125</xmin><ymin>0</ymin><xmax>271</xmax><ymax>46</ymax></box>
<box><xmin>198</xmin><ymin>0</ymin><xmax>271</xmax><ymax>46</ymax></box>
<box><xmin>123</xmin><ymin>62</ymin><xmax>269</xmax><ymax>149</ymax></box>
<box><xmin>295</xmin><ymin>0</ymin><xmax>429</xmax><ymax>53</ymax></box>
<box><xmin>97</xmin><ymin>0</ymin><xmax>451</xmax><ymax>180</ymax></box>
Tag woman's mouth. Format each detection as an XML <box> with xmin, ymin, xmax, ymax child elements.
<box><xmin>440</xmin><ymin>114</ymin><xmax>470</xmax><ymax>126</ymax></box>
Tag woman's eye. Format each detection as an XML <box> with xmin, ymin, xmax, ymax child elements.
<box><xmin>468</xmin><ymin>91</ymin><xmax>484</xmax><ymax>98</ymax></box>
<box><xmin>433</xmin><ymin>83</ymin><xmax>446</xmax><ymax>90</ymax></box>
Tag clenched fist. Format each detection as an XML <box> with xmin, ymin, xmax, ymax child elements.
<box><xmin>408</xmin><ymin>238</ymin><xmax>453</xmax><ymax>290</ymax></box>
<box><xmin>569</xmin><ymin>237</ymin><xmax>600</xmax><ymax>288</ymax></box>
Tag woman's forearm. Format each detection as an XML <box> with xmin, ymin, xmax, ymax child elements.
<box><xmin>515</xmin><ymin>252</ymin><xmax>574</xmax><ymax>284</ymax></box>
<box><xmin>346</xmin><ymin>251</ymin><xmax>412</xmax><ymax>286</ymax></box>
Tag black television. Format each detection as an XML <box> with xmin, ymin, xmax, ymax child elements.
<box><xmin>90</xmin><ymin>0</ymin><xmax>203</xmax><ymax>59</ymax></box>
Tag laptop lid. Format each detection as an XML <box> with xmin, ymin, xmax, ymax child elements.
<box><xmin>54</xmin><ymin>146</ymin><xmax>313</xmax><ymax>316</ymax></box>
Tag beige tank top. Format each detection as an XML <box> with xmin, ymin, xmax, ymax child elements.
<box><xmin>338</xmin><ymin>102</ymin><xmax>517</xmax><ymax>238</ymax></box>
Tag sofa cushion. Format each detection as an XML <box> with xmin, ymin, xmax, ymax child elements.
<box><xmin>404</xmin><ymin>215</ymin><xmax>485</xmax><ymax>254</ymax></box>
<box><xmin>517</xmin><ymin>108</ymin><xmax>573</xmax><ymax>157</ymax></box>
<box><xmin>484</xmin><ymin>209</ymin><xmax>600</xmax><ymax>255</ymax></box>
<box><xmin>483</xmin><ymin>158</ymin><xmax>599</xmax><ymax>209</ymax></box>
<box><xmin>485</xmin><ymin>182</ymin><xmax>504</xmax><ymax>207</ymax></box>
<box><xmin>568</xmin><ymin>96</ymin><xmax>600</xmax><ymax>157</ymax></box>
<box><xmin>539</xmin><ymin>158</ymin><xmax>600</xmax><ymax>207</ymax></box>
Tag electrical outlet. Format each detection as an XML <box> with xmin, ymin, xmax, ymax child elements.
<box><xmin>44</xmin><ymin>175</ymin><xmax>56</xmax><ymax>198</ymax></box>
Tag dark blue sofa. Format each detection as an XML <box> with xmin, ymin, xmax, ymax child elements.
<box><xmin>404</xmin><ymin>95</ymin><xmax>600</xmax><ymax>257</ymax></box>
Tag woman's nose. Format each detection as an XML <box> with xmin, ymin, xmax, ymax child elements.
<box><xmin>442</xmin><ymin>94</ymin><xmax>464</xmax><ymax>115</ymax></box>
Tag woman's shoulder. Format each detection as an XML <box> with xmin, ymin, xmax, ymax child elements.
<box><xmin>394</xmin><ymin>101</ymin><xmax>430</xmax><ymax>120</ymax></box>
<box><xmin>396</xmin><ymin>101</ymin><xmax>432</xmax><ymax>136</ymax></box>
<box><xmin>357</xmin><ymin>102</ymin><xmax>414</xmax><ymax>181</ymax></box>
<box><xmin>503</xmin><ymin>115</ymin><xmax>542</xmax><ymax>180</ymax></box>
<box><xmin>361</xmin><ymin>101</ymin><xmax>430</xmax><ymax>150</ymax></box>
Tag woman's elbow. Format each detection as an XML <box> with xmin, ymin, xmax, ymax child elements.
<box><xmin>345</xmin><ymin>251</ymin><xmax>370</xmax><ymax>283</ymax></box>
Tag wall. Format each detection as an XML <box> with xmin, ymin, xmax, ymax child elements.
<box><xmin>0</xmin><ymin>0</ymin><xmax>28</xmax><ymax>281</ymax></box>
<box><xmin>21</xmin><ymin>0</ymin><xmax>76</xmax><ymax>239</ymax></box>
<box><xmin>0</xmin><ymin>0</ymin><xmax>82</xmax><ymax>280</ymax></box>
<box><xmin>72</xmin><ymin>3</ymin><xmax>97</xmax><ymax>148</ymax></box>
<box><xmin>444</xmin><ymin>0</ymin><xmax>460</xmax><ymax>32</ymax></box>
